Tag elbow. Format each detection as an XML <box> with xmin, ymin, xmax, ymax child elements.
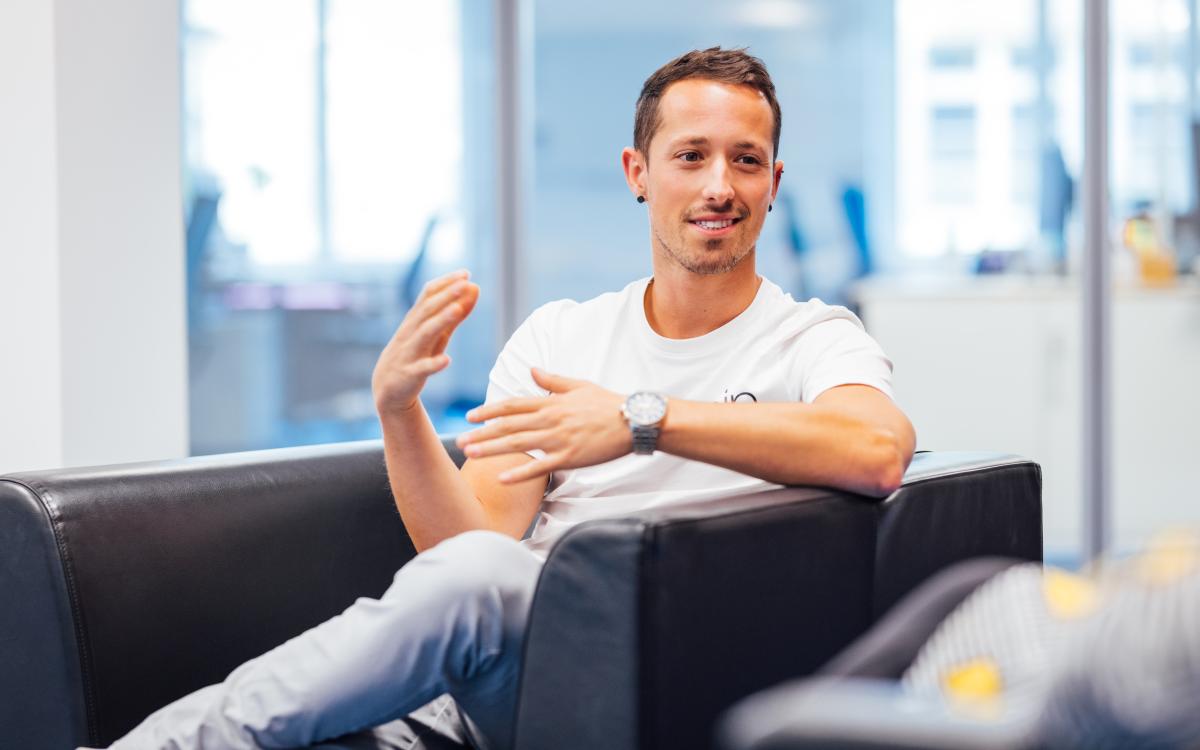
<box><xmin>868</xmin><ymin>428</ymin><xmax>909</xmax><ymax>497</ymax></box>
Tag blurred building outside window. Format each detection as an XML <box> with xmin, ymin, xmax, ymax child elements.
<box><xmin>183</xmin><ymin>0</ymin><xmax>495</xmax><ymax>455</ymax></box>
<box><xmin>896</xmin><ymin>0</ymin><xmax>1198</xmax><ymax>270</ymax></box>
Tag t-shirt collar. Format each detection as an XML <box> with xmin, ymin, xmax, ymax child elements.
<box><xmin>634</xmin><ymin>275</ymin><xmax>773</xmax><ymax>358</ymax></box>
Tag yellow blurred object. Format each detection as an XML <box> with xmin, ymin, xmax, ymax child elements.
<box><xmin>1137</xmin><ymin>528</ymin><xmax>1200</xmax><ymax>586</ymax></box>
<box><xmin>1137</xmin><ymin>251</ymin><xmax>1176</xmax><ymax>285</ymax></box>
<box><xmin>942</xmin><ymin>658</ymin><xmax>1004</xmax><ymax>719</ymax></box>
<box><xmin>1122</xmin><ymin>213</ymin><xmax>1177</xmax><ymax>285</ymax></box>
<box><xmin>943</xmin><ymin>658</ymin><xmax>1003</xmax><ymax>700</ymax></box>
<box><xmin>1042</xmin><ymin>568</ymin><xmax>1101</xmax><ymax>619</ymax></box>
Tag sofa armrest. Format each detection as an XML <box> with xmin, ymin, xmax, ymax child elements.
<box><xmin>873</xmin><ymin>452</ymin><xmax>1042</xmax><ymax>618</ymax></box>
<box><xmin>0</xmin><ymin>439</ymin><xmax>426</xmax><ymax>749</ymax></box>
<box><xmin>716</xmin><ymin>677</ymin><xmax>1032</xmax><ymax>750</ymax></box>
<box><xmin>513</xmin><ymin>452</ymin><xmax>1042</xmax><ymax>750</ymax></box>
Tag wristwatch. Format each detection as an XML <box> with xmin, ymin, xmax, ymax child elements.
<box><xmin>622</xmin><ymin>391</ymin><xmax>668</xmax><ymax>455</ymax></box>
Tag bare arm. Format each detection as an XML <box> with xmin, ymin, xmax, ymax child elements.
<box><xmin>372</xmin><ymin>272</ymin><xmax>546</xmax><ymax>552</ymax></box>
<box><xmin>459</xmin><ymin>371</ymin><xmax>915</xmax><ymax>498</ymax></box>
<box><xmin>656</xmin><ymin>385</ymin><xmax>915</xmax><ymax>497</ymax></box>
<box><xmin>377</xmin><ymin>404</ymin><xmax>546</xmax><ymax>552</ymax></box>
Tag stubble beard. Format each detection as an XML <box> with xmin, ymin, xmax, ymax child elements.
<box><xmin>653</xmin><ymin>226</ymin><xmax>755</xmax><ymax>276</ymax></box>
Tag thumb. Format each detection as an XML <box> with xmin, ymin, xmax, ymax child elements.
<box><xmin>531</xmin><ymin>367</ymin><xmax>579</xmax><ymax>393</ymax></box>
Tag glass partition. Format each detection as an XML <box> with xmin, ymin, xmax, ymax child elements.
<box><xmin>1109</xmin><ymin>0</ymin><xmax>1200</xmax><ymax>553</ymax></box>
<box><xmin>182</xmin><ymin>0</ymin><xmax>497</xmax><ymax>454</ymax></box>
<box><xmin>177</xmin><ymin>1</ymin><xmax>1190</xmax><ymax>567</ymax></box>
<box><xmin>857</xmin><ymin>0</ymin><xmax>1084</xmax><ymax>565</ymax></box>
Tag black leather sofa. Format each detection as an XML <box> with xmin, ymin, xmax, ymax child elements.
<box><xmin>0</xmin><ymin>441</ymin><xmax>1041</xmax><ymax>750</ymax></box>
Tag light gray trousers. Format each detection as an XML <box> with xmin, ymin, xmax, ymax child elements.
<box><xmin>104</xmin><ymin>530</ymin><xmax>543</xmax><ymax>750</ymax></box>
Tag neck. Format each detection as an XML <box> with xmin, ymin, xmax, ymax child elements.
<box><xmin>644</xmin><ymin>253</ymin><xmax>761</xmax><ymax>339</ymax></box>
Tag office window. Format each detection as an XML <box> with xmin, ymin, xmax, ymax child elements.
<box><xmin>929</xmin><ymin>46</ymin><xmax>977</xmax><ymax>69</ymax></box>
<box><xmin>895</xmin><ymin>0</ymin><xmax>1081</xmax><ymax>257</ymax></box>
<box><xmin>929</xmin><ymin>105</ymin><xmax>978</xmax><ymax>204</ymax></box>
<box><xmin>1111</xmin><ymin>0</ymin><xmax>1194</xmax><ymax>215</ymax></box>
<box><xmin>182</xmin><ymin>0</ymin><xmax>497</xmax><ymax>454</ymax></box>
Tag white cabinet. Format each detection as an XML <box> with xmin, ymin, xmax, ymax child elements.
<box><xmin>854</xmin><ymin>277</ymin><xmax>1200</xmax><ymax>560</ymax></box>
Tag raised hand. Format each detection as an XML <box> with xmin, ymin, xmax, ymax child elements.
<box><xmin>372</xmin><ymin>270</ymin><xmax>479</xmax><ymax>414</ymax></box>
<box><xmin>457</xmin><ymin>368</ymin><xmax>631</xmax><ymax>483</ymax></box>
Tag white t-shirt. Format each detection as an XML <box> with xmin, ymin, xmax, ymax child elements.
<box><xmin>484</xmin><ymin>276</ymin><xmax>895</xmax><ymax>559</ymax></box>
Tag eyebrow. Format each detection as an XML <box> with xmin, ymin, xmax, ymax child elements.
<box><xmin>671</xmin><ymin>136</ymin><xmax>766</xmax><ymax>152</ymax></box>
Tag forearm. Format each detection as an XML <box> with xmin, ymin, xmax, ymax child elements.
<box><xmin>378</xmin><ymin>400</ymin><xmax>490</xmax><ymax>552</ymax></box>
<box><xmin>657</xmin><ymin>400</ymin><xmax>911</xmax><ymax>496</ymax></box>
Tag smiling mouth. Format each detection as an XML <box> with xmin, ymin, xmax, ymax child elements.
<box><xmin>688</xmin><ymin>217</ymin><xmax>742</xmax><ymax>233</ymax></box>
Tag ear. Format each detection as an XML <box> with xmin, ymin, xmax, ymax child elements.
<box><xmin>622</xmin><ymin>147</ymin><xmax>648</xmax><ymax>202</ymax></box>
<box><xmin>771</xmin><ymin>159</ymin><xmax>784</xmax><ymax>204</ymax></box>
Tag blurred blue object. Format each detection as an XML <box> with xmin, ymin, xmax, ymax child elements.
<box><xmin>401</xmin><ymin>214</ymin><xmax>440</xmax><ymax>309</ymax></box>
<box><xmin>841</xmin><ymin>184</ymin><xmax>871</xmax><ymax>276</ymax></box>
<box><xmin>777</xmin><ymin>190</ymin><xmax>808</xmax><ymax>259</ymax></box>
<box><xmin>1039</xmin><ymin>141</ymin><xmax>1074</xmax><ymax>268</ymax></box>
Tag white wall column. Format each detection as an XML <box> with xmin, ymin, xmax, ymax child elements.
<box><xmin>0</xmin><ymin>0</ymin><xmax>188</xmax><ymax>473</ymax></box>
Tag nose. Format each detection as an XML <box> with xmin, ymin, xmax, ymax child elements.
<box><xmin>701</xmin><ymin>160</ymin><xmax>735</xmax><ymax>206</ymax></box>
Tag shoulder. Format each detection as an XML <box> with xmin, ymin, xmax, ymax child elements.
<box><xmin>755</xmin><ymin>278</ymin><xmax>868</xmax><ymax>341</ymax></box>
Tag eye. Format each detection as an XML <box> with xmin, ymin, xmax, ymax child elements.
<box><xmin>678</xmin><ymin>151</ymin><xmax>702</xmax><ymax>163</ymax></box>
<box><xmin>736</xmin><ymin>154</ymin><xmax>763</xmax><ymax>166</ymax></box>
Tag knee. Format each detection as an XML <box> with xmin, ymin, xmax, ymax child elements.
<box><xmin>429</xmin><ymin>530</ymin><xmax>536</xmax><ymax>581</ymax></box>
<box><xmin>409</xmin><ymin>530</ymin><xmax>540</xmax><ymax>604</ymax></box>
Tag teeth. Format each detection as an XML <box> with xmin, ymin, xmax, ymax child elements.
<box><xmin>695</xmin><ymin>219</ymin><xmax>734</xmax><ymax>230</ymax></box>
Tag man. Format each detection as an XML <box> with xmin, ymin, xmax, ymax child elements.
<box><xmin>100</xmin><ymin>47</ymin><xmax>914</xmax><ymax>750</ymax></box>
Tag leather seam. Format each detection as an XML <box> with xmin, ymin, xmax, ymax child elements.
<box><xmin>5</xmin><ymin>477</ymin><xmax>101</xmax><ymax>743</ymax></box>
<box><xmin>894</xmin><ymin>458</ymin><xmax>1035</xmax><ymax>489</ymax></box>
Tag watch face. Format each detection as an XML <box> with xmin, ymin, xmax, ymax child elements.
<box><xmin>626</xmin><ymin>392</ymin><xmax>667</xmax><ymax>426</ymax></box>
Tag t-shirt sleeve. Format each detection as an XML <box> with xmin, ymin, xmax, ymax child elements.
<box><xmin>485</xmin><ymin>303</ymin><xmax>565</xmax><ymax>462</ymax></box>
<box><xmin>797</xmin><ymin>317</ymin><xmax>895</xmax><ymax>403</ymax></box>
<box><xmin>484</xmin><ymin>303</ymin><xmax>556</xmax><ymax>405</ymax></box>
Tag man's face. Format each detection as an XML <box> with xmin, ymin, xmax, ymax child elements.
<box><xmin>624</xmin><ymin>79</ymin><xmax>782</xmax><ymax>276</ymax></box>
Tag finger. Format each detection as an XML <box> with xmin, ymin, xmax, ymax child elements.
<box><xmin>410</xmin><ymin>353</ymin><xmax>451</xmax><ymax>378</ymax></box>
<box><xmin>461</xmin><ymin>429</ymin><xmax>553</xmax><ymax>460</ymax></box>
<box><xmin>413</xmin><ymin>269</ymin><xmax>470</xmax><ymax>308</ymax></box>
<box><xmin>457</xmin><ymin>412</ymin><xmax>547</xmax><ymax>448</ymax></box>
<box><xmin>466</xmin><ymin>397</ymin><xmax>546</xmax><ymax>423</ymax></box>
<box><xmin>413</xmin><ymin>300</ymin><xmax>470</xmax><ymax>349</ymax></box>
<box><xmin>431</xmin><ymin>283</ymin><xmax>479</xmax><ymax>355</ymax></box>
<box><xmin>411</xmin><ymin>279</ymin><xmax>472</xmax><ymax>327</ymax></box>
<box><xmin>499</xmin><ymin>454</ymin><xmax>561</xmax><ymax>484</ymax></box>
<box><xmin>530</xmin><ymin>367</ymin><xmax>581</xmax><ymax>394</ymax></box>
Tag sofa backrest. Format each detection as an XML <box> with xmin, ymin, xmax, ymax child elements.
<box><xmin>0</xmin><ymin>440</ymin><xmax>415</xmax><ymax>748</ymax></box>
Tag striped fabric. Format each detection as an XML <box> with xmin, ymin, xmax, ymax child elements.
<box><xmin>900</xmin><ymin>530</ymin><xmax>1200</xmax><ymax>749</ymax></box>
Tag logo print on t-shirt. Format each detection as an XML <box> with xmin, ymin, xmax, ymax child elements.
<box><xmin>722</xmin><ymin>389</ymin><xmax>758</xmax><ymax>403</ymax></box>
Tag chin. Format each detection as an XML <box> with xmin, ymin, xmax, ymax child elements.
<box><xmin>654</xmin><ymin>227</ymin><xmax>755</xmax><ymax>276</ymax></box>
<box><xmin>678</xmin><ymin>248</ymin><xmax>751</xmax><ymax>276</ymax></box>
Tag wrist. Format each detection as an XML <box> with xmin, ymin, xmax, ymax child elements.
<box><xmin>622</xmin><ymin>391</ymin><xmax>669</xmax><ymax>455</ymax></box>
<box><xmin>374</xmin><ymin>387</ymin><xmax>422</xmax><ymax>421</ymax></box>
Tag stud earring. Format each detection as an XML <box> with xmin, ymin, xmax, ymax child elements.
<box><xmin>768</xmin><ymin>204</ymin><xmax>773</xmax><ymax>212</ymax></box>
<box><xmin>637</xmin><ymin>195</ymin><xmax>646</xmax><ymax>204</ymax></box>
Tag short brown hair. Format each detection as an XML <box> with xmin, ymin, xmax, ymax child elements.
<box><xmin>633</xmin><ymin>47</ymin><xmax>782</xmax><ymax>160</ymax></box>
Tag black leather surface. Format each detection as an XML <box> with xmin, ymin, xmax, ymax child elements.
<box><xmin>0</xmin><ymin>444</ymin><xmax>1040</xmax><ymax>750</ymax></box>
<box><xmin>514</xmin><ymin>519</ymin><xmax>646</xmax><ymax>750</ymax></box>
<box><xmin>514</xmin><ymin>453</ymin><xmax>1041</xmax><ymax>750</ymax></box>
<box><xmin>1</xmin><ymin>440</ymin><xmax>418</xmax><ymax>748</ymax></box>
<box><xmin>873</xmin><ymin>454</ymin><xmax>1042</xmax><ymax>618</ymax></box>
<box><xmin>0</xmin><ymin>480</ymin><xmax>90</xmax><ymax>749</ymax></box>
<box><xmin>636</xmin><ymin>491</ymin><xmax>878</xmax><ymax>750</ymax></box>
